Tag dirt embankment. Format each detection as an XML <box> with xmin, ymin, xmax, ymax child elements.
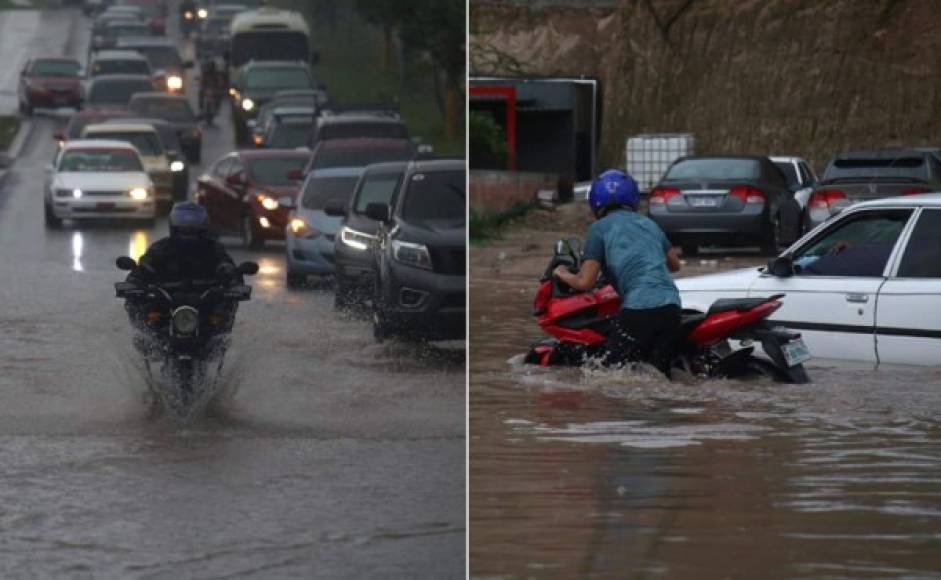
<box><xmin>471</xmin><ymin>0</ymin><xmax>941</xmax><ymax>172</ymax></box>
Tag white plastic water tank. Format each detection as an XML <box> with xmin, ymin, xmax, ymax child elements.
<box><xmin>626</xmin><ymin>134</ymin><xmax>695</xmax><ymax>193</ymax></box>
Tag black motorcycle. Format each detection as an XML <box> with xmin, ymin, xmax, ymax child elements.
<box><xmin>115</xmin><ymin>256</ymin><xmax>258</xmax><ymax>415</ymax></box>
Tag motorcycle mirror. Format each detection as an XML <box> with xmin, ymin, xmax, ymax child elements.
<box><xmin>553</xmin><ymin>239</ymin><xmax>568</xmax><ymax>256</ymax></box>
<box><xmin>116</xmin><ymin>256</ymin><xmax>137</xmax><ymax>271</ymax></box>
<box><xmin>566</xmin><ymin>237</ymin><xmax>581</xmax><ymax>260</ymax></box>
<box><xmin>767</xmin><ymin>255</ymin><xmax>795</xmax><ymax>278</ymax></box>
<box><xmin>238</xmin><ymin>261</ymin><xmax>259</xmax><ymax>276</ymax></box>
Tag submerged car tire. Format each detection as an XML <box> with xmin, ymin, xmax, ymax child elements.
<box><xmin>241</xmin><ymin>215</ymin><xmax>264</xmax><ymax>249</ymax></box>
<box><xmin>44</xmin><ymin>201</ymin><xmax>62</xmax><ymax>229</ymax></box>
<box><xmin>760</xmin><ymin>219</ymin><xmax>783</xmax><ymax>256</ymax></box>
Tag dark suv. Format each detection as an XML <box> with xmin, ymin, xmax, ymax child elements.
<box><xmin>368</xmin><ymin>159</ymin><xmax>465</xmax><ymax>341</ymax></box>
<box><xmin>231</xmin><ymin>61</ymin><xmax>314</xmax><ymax>145</ymax></box>
<box><xmin>329</xmin><ymin>161</ymin><xmax>410</xmax><ymax>311</ymax></box>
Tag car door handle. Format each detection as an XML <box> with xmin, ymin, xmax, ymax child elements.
<box><xmin>845</xmin><ymin>293</ymin><xmax>869</xmax><ymax>303</ymax></box>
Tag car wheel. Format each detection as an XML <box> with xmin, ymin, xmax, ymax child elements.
<box><xmin>761</xmin><ymin>219</ymin><xmax>783</xmax><ymax>256</ymax></box>
<box><xmin>241</xmin><ymin>215</ymin><xmax>264</xmax><ymax>249</ymax></box>
<box><xmin>44</xmin><ymin>201</ymin><xmax>62</xmax><ymax>228</ymax></box>
<box><xmin>681</xmin><ymin>243</ymin><xmax>698</xmax><ymax>257</ymax></box>
<box><xmin>286</xmin><ymin>271</ymin><xmax>306</xmax><ymax>288</ymax></box>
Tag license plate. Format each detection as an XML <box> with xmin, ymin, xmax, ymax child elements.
<box><xmin>690</xmin><ymin>196</ymin><xmax>719</xmax><ymax>207</ymax></box>
<box><xmin>96</xmin><ymin>202</ymin><xmax>116</xmax><ymax>210</ymax></box>
<box><xmin>782</xmin><ymin>338</ymin><xmax>811</xmax><ymax>367</ymax></box>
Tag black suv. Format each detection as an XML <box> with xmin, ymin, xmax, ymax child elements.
<box><xmin>231</xmin><ymin>61</ymin><xmax>314</xmax><ymax>145</ymax></box>
<box><xmin>368</xmin><ymin>159</ymin><xmax>465</xmax><ymax>341</ymax></box>
<box><xmin>328</xmin><ymin>161</ymin><xmax>410</xmax><ymax>312</ymax></box>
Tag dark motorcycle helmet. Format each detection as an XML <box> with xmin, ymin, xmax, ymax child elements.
<box><xmin>169</xmin><ymin>201</ymin><xmax>210</xmax><ymax>238</ymax></box>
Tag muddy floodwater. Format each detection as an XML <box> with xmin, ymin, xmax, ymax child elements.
<box><xmin>470</xmin><ymin>218</ymin><xmax>941</xmax><ymax>579</ymax></box>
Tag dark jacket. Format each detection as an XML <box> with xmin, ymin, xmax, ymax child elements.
<box><xmin>129</xmin><ymin>235</ymin><xmax>235</xmax><ymax>285</ymax></box>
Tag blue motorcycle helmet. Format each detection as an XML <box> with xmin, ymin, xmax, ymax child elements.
<box><xmin>169</xmin><ymin>201</ymin><xmax>210</xmax><ymax>238</ymax></box>
<box><xmin>588</xmin><ymin>169</ymin><xmax>640</xmax><ymax>216</ymax></box>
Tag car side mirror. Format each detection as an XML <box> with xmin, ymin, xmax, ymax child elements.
<box><xmin>238</xmin><ymin>261</ymin><xmax>259</xmax><ymax>276</ymax></box>
<box><xmin>324</xmin><ymin>199</ymin><xmax>345</xmax><ymax>217</ymax></box>
<box><xmin>365</xmin><ymin>202</ymin><xmax>390</xmax><ymax>223</ymax></box>
<box><xmin>116</xmin><ymin>256</ymin><xmax>137</xmax><ymax>270</ymax></box>
<box><xmin>767</xmin><ymin>255</ymin><xmax>794</xmax><ymax>278</ymax></box>
<box><xmin>287</xmin><ymin>168</ymin><xmax>304</xmax><ymax>181</ymax></box>
<box><xmin>277</xmin><ymin>196</ymin><xmax>295</xmax><ymax>210</ymax></box>
<box><xmin>53</xmin><ymin>133</ymin><xmax>65</xmax><ymax>143</ymax></box>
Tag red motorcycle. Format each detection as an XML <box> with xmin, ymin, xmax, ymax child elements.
<box><xmin>524</xmin><ymin>239</ymin><xmax>811</xmax><ymax>383</ymax></box>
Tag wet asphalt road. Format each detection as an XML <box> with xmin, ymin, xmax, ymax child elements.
<box><xmin>0</xmin><ymin>7</ymin><xmax>464</xmax><ymax>578</ymax></box>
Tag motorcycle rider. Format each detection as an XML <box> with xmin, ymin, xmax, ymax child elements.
<box><xmin>125</xmin><ymin>202</ymin><xmax>237</xmax><ymax>340</ymax></box>
<box><xmin>553</xmin><ymin>169</ymin><xmax>682</xmax><ymax>377</ymax></box>
<box><xmin>198</xmin><ymin>57</ymin><xmax>224</xmax><ymax>122</ymax></box>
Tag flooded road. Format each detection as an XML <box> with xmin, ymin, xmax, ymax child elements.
<box><xmin>0</xmin><ymin>6</ymin><xmax>464</xmax><ymax>578</ymax></box>
<box><xmin>470</xmin><ymin>214</ymin><xmax>941</xmax><ymax>578</ymax></box>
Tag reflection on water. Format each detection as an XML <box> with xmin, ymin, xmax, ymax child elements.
<box><xmin>128</xmin><ymin>230</ymin><xmax>149</xmax><ymax>262</ymax></box>
<box><xmin>470</xmin><ymin>278</ymin><xmax>941</xmax><ymax>579</ymax></box>
<box><xmin>71</xmin><ymin>231</ymin><xmax>83</xmax><ymax>272</ymax></box>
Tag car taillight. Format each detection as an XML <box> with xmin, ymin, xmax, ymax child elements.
<box><xmin>649</xmin><ymin>187</ymin><xmax>680</xmax><ymax>205</ymax></box>
<box><xmin>809</xmin><ymin>189</ymin><xmax>847</xmax><ymax>208</ymax></box>
<box><xmin>728</xmin><ymin>185</ymin><xmax>766</xmax><ymax>204</ymax></box>
<box><xmin>902</xmin><ymin>186</ymin><xmax>931</xmax><ymax>196</ymax></box>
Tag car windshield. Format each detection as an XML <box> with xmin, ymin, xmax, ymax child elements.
<box><xmin>85</xmin><ymin>132</ymin><xmax>163</xmax><ymax>156</ymax></box>
<box><xmin>314</xmin><ymin>145</ymin><xmax>412</xmax><ymax>170</ymax></box>
<box><xmin>320</xmin><ymin>122</ymin><xmax>408</xmax><ymax>141</ymax></box>
<box><xmin>301</xmin><ymin>175</ymin><xmax>359</xmax><ymax>210</ymax></box>
<box><xmin>205</xmin><ymin>18</ymin><xmax>229</xmax><ymax>34</ymax></box>
<box><xmin>269</xmin><ymin>124</ymin><xmax>312</xmax><ymax>149</ymax></box>
<box><xmin>249</xmin><ymin>157</ymin><xmax>307</xmax><ymax>186</ymax></box>
<box><xmin>130</xmin><ymin>98</ymin><xmax>195</xmax><ymax>122</ymax></box>
<box><xmin>88</xmin><ymin>80</ymin><xmax>154</xmax><ymax>106</ymax></box>
<box><xmin>231</xmin><ymin>32</ymin><xmax>309</xmax><ymax>68</ymax></box>
<box><xmin>773</xmin><ymin>162</ymin><xmax>800</xmax><ymax>189</ymax></box>
<box><xmin>132</xmin><ymin>46</ymin><xmax>183</xmax><ymax>70</ymax></box>
<box><xmin>401</xmin><ymin>170</ymin><xmax>465</xmax><ymax>224</ymax></box>
<box><xmin>31</xmin><ymin>60</ymin><xmax>80</xmax><ymax>77</ymax></box>
<box><xmin>107</xmin><ymin>23</ymin><xmax>150</xmax><ymax>37</ymax></box>
<box><xmin>243</xmin><ymin>67</ymin><xmax>311</xmax><ymax>90</ymax></box>
<box><xmin>824</xmin><ymin>156</ymin><xmax>929</xmax><ymax>181</ymax></box>
<box><xmin>666</xmin><ymin>159</ymin><xmax>759</xmax><ymax>181</ymax></box>
<box><xmin>58</xmin><ymin>149</ymin><xmax>143</xmax><ymax>172</ymax></box>
<box><xmin>355</xmin><ymin>174</ymin><xmax>402</xmax><ymax>213</ymax></box>
<box><xmin>92</xmin><ymin>59</ymin><xmax>150</xmax><ymax>76</ymax></box>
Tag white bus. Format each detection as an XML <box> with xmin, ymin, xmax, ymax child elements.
<box><xmin>228</xmin><ymin>8</ymin><xmax>311</xmax><ymax>80</ymax></box>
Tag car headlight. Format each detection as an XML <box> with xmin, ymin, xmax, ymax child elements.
<box><xmin>170</xmin><ymin>160</ymin><xmax>185</xmax><ymax>172</ymax></box>
<box><xmin>171</xmin><ymin>306</ymin><xmax>199</xmax><ymax>336</ymax></box>
<box><xmin>257</xmin><ymin>194</ymin><xmax>279</xmax><ymax>211</ymax></box>
<box><xmin>241</xmin><ymin>98</ymin><xmax>255</xmax><ymax>112</ymax></box>
<box><xmin>167</xmin><ymin>75</ymin><xmax>183</xmax><ymax>90</ymax></box>
<box><xmin>289</xmin><ymin>216</ymin><xmax>318</xmax><ymax>238</ymax></box>
<box><xmin>340</xmin><ymin>226</ymin><xmax>374</xmax><ymax>251</ymax></box>
<box><xmin>198</xmin><ymin>8</ymin><xmax>208</xmax><ymax>18</ymax></box>
<box><xmin>392</xmin><ymin>240</ymin><xmax>433</xmax><ymax>270</ymax></box>
<box><xmin>129</xmin><ymin>187</ymin><xmax>148</xmax><ymax>200</ymax></box>
<box><xmin>72</xmin><ymin>188</ymin><xmax>83</xmax><ymax>199</ymax></box>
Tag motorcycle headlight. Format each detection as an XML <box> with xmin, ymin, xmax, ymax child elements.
<box><xmin>392</xmin><ymin>240</ymin><xmax>432</xmax><ymax>270</ymax></box>
<box><xmin>184</xmin><ymin>10</ymin><xmax>194</xmax><ymax>19</ymax></box>
<box><xmin>340</xmin><ymin>226</ymin><xmax>373</xmax><ymax>251</ymax></box>
<box><xmin>257</xmin><ymin>194</ymin><xmax>278</xmax><ymax>211</ymax></box>
<box><xmin>172</xmin><ymin>306</ymin><xmax>199</xmax><ymax>336</ymax></box>
<box><xmin>170</xmin><ymin>160</ymin><xmax>185</xmax><ymax>172</ymax></box>
<box><xmin>198</xmin><ymin>8</ymin><xmax>208</xmax><ymax>18</ymax></box>
<box><xmin>241</xmin><ymin>98</ymin><xmax>255</xmax><ymax>112</ymax></box>
<box><xmin>129</xmin><ymin>187</ymin><xmax>148</xmax><ymax>200</ymax></box>
<box><xmin>167</xmin><ymin>75</ymin><xmax>183</xmax><ymax>91</ymax></box>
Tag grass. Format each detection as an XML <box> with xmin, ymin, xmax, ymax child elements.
<box><xmin>272</xmin><ymin>2</ymin><xmax>464</xmax><ymax>156</ymax></box>
<box><xmin>0</xmin><ymin>116</ymin><xmax>19</xmax><ymax>151</ymax></box>
<box><xmin>470</xmin><ymin>201</ymin><xmax>537</xmax><ymax>243</ymax></box>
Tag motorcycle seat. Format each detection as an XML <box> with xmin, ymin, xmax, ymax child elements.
<box><xmin>681</xmin><ymin>313</ymin><xmax>707</xmax><ymax>332</ymax></box>
<box><xmin>707</xmin><ymin>297</ymin><xmax>771</xmax><ymax>314</ymax></box>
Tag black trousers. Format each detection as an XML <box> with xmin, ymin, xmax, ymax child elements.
<box><xmin>603</xmin><ymin>305</ymin><xmax>682</xmax><ymax>376</ymax></box>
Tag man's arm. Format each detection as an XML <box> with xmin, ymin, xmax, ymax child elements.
<box><xmin>553</xmin><ymin>259</ymin><xmax>602</xmax><ymax>292</ymax></box>
<box><xmin>666</xmin><ymin>247</ymin><xmax>681</xmax><ymax>273</ymax></box>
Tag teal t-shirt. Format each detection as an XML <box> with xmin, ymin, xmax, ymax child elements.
<box><xmin>582</xmin><ymin>209</ymin><xmax>680</xmax><ymax>310</ymax></box>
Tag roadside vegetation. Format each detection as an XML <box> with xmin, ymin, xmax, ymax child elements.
<box><xmin>272</xmin><ymin>0</ymin><xmax>465</xmax><ymax>156</ymax></box>
<box><xmin>0</xmin><ymin>116</ymin><xmax>18</xmax><ymax>151</ymax></box>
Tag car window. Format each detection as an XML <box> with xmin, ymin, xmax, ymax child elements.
<box><xmin>269</xmin><ymin>123</ymin><xmax>312</xmax><ymax>149</ymax></box>
<box><xmin>320</xmin><ymin>123</ymin><xmax>408</xmax><ymax>141</ymax></box>
<box><xmin>896</xmin><ymin>209</ymin><xmax>941</xmax><ymax>278</ymax></box>
<box><xmin>92</xmin><ymin>59</ymin><xmax>150</xmax><ymax>76</ymax></box>
<box><xmin>792</xmin><ymin>209</ymin><xmax>913</xmax><ymax>277</ymax></box>
<box><xmin>243</xmin><ymin>67</ymin><xmax>311</xmax><ymax>90</ymax></box>
<box><xmin>773</xmin><ymin>161</ymin><xmax>799</xmax><ymax>190</ymax></box>
<box><xmin>229</xmin><ymin>159</ymin><xmax>245</xmax><ymax>179</ymax></box>
<box><xmin>301</xmin><ymin>175</ymin><xmax>360</xmax><ymax>210</ymax></box>
<box><xmin>132</xmin><ymin>46</ymin><xmax>182</xmax><ymax>70</ymax></box>
<box><xmin>354</xmin><ymin>173</ymin><xmax>402</xmax><ymax>213</ymax></box>
<box><xmin>799</xmin><ymin>162</ymin><xmax>815</xmax><ymax>184</ymax></box>
<box><xmin>249</xmin><ymin>157</ymin><xmax>308</xmax><ymax>186</ymax></box>
<box><xmin>58</xmin><ymin>149</ymin><xmax>143</xmax><ymax>172</ymax></box>
<box><xmin>401</xmin><ymin>170</ymin><xmax>465</xmax><ymax>224</ymax></box>
<box><xmin>824</xmin><ymin>155</ymin><xmax>928</xmax><ymax>181</ymax></box>
<box><xmin>665</xmin><ymin>158</ymin><xmax>759</xmax><ymax>181</ymax></box>
<box><xmin>89</xmin><ymin>80</ymin><xmax>154</xmax><ymax>106</ymax></box>
<box><xmin>314</xmin><ymin>145</ymin><xmax>412</xmax><ymax>171</ymax></box>
<box><xmin>85</xmin><ymin>131</ymin><xmax>162</xmax><ymax>156</ymax></box>
<box><xmin>130</xmin><ymin>98</ymin><xmax>195</xmax><ymax>122</ymax></box>
<box><xmin>213</xmin><ymin>157</ymin><xmax>234</xmax><ymax>178</ymax></box>
<box><xmin>30</xmin><ymin>60</ymin><xmax>80</xmax><ymax>77</ymax></box>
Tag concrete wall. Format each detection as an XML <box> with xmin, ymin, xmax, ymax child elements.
<box><xmin>471</xmin><ymin>0</ymin><xmax>941</xmax><ymax>174</ymax></box>
<box><xmin>470</xmin><ymin>170</ymin><xmax>559</xmax><ymax>213</ymax></box>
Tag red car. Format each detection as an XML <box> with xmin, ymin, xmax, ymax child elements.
<box><xmin>195</xmin><ymin>150</ymin><xmax>312</xmax><ymax>248</ymax></box>
<box><xmin>302</xmin><ymin>137</ymin><xmax>417</xmax><ymax>175</ymax></box>
<box><xmin>18</xmin><ymin>58</ymin><xmax>83</xmax><ymax>116</ymax></box>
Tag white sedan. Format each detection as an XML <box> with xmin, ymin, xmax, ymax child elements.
<box><xmin>44</xmin><ymin>139</ymin><xmax>156</xmax><ymax>227</ymax></box>
<box><xmin>677</xmin><ymin>194</ymin><xmax>941</xmax><ymax>365</ymax></box>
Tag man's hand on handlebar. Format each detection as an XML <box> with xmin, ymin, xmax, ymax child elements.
<box><xmin>553</xmin><ymin>259</ymin><xmax>601</xmax><ymax>292</ymax></box>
